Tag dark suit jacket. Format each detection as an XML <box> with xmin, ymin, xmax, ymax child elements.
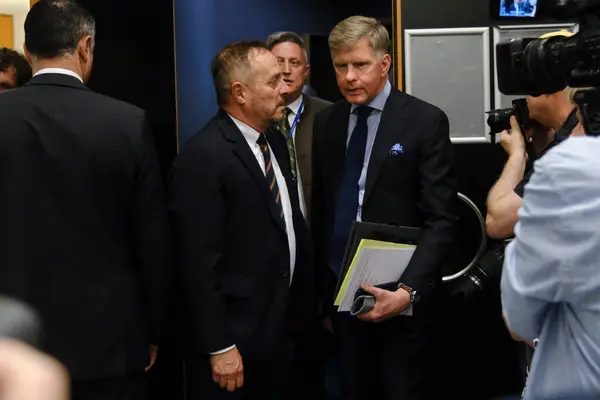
<box><xmin>0</xmin><ymin>73</ymin><xmax>172</xmax><ymax>380</ymax></box>
<box><xmin>169</xmin><ymin>110</ymin><xmax>315</xmax><ymax>362</ymax></box>
<box><xmin>312</xmin><ymin>89</ymin><xmax>458</xmax><ymax>305</ymax></box>
<box><xmin>294</xmin><ymin>95</ymin><xmax>331</xmax><ymax>219</ymax></box>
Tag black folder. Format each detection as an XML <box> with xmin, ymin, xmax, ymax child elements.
<box><xmin>334</xmin><ymin>221</ymin><xmax>422</xmax><ymax>313</ymax></box>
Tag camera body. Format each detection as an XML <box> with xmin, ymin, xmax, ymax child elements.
<box><xmin>486</xmin><ymin>98</ymin><xmax>532</xmax><ymax>135</ymax></box>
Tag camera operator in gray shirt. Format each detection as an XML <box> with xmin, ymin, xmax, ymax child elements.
<box><xmin>501</xmin><ymin>87</ymin><xmax>600</xmax><ymax>399</ymax></box>
<box><xmin>486</xmin><ymin>31</ymin><xmax>583</xmax><ymax>392</ymax></box>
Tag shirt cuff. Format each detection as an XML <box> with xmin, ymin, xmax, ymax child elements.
<box><xmin>209</xmin><ymin>345</ymin><xmax>236</xmax><ymax>356</ymax></box>
<box><xmin>400</xmin><ymin>304</ymin><xmax>413</xmax><ymax>316</ymax></box>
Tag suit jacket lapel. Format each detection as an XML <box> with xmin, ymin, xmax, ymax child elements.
<box><xmin>328</xmin><ymin>102</ymin><xmax>351</xmax><ymax>200</ymax></box>
<box><xmin>217</xmin><ymin>112</ymin><xmax>287</xmax><ymax>233</ymax></box>
<box><xmin>364</xmin><ymin>91</ymin><xmax>409</xmax><ymax>206</ymax></box>
<box><xmin>294</xmin><ymin>96</ymin><xmax>311</xmax><ymax>161</ymax></box>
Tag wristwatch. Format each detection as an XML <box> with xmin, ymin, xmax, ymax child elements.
<box><xmin>397</xmin><ymin>283</ymin><xmax>420</xmax><ymax>305</ymax></box>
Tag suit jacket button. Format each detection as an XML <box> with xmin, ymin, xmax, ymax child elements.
<box><xmin>282</xmin><ymin>270</ymin><xmax>289</xmax><ymax>278</ymax></box>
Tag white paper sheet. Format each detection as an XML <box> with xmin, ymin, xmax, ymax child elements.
<box><xmin>335</xmin><ymin>240</ymin><xmax>416</xmax><ymax>312</ymax></box>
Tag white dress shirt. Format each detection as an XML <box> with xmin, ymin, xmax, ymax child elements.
<box><xmin>209</xmin><ymin>115</ymin><xmax>298</xmax><ymax>356</ymax></box>
<box><xmin>285</xmin><ymin>94</ymin><xmax>307</xmax><ymax>217</ymax></box>
<box><xmin>501</xmin><ymin>135</ymin><xmax>600</xmax><ymax>399</ymax></box>
<box><xmin>229</xmin><ymin>115</ymin><xmax>296</xmax><ymax>276</ymax></box>
<box><xmin>33</xmin><ymin>68</ymin><xmax>83</xmax><ymax>82</ymax></box>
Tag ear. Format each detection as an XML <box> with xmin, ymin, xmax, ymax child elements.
<box><xmin>231</xmin><ymin>81</ymin><xmax>246</xmax><ymax>105</ymax></box>
<box><xmin>78</xmin><ymin>36</ymin><xmax>93</xmax><ymax>64</ymax></box>
<box><xmin>303</xmin><ymin>63</ymin><xmax>310</xmax><ymax>80</ymax></box>
<box><xmin>23</xmin><ymin>43</ymin><xmax>32</xmax><ymax>65</ymax></box>
<box><xmin>380</xmin><ymin>53</ymin><xmax>391</xmax><ymax>77</ymax></box>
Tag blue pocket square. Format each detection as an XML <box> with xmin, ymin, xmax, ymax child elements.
<box><xmin>389</xmin><ymin>143</ymin><xmax>404</xmax><ymax>156</ymax></box>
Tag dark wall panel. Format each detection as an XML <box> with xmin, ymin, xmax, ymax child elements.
<box><xmin>75</xmin><ymin>1</ymin><xmax>180</xmax><ymax>398</ymax></box>
<box><xmin>403</xmin><ymin>0</ymin><xmax>489</xmax><ymax>29</ymax></box>
<box><xmin>79</xmin><ymin>0</ymin><xmax>177</xmax><ymax>173</ymax></box>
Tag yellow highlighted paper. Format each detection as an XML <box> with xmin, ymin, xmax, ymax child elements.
<box><xmin>334</xmin><ymin>239</ymin><xmax>416</xmax><ymax>307</ymax></box>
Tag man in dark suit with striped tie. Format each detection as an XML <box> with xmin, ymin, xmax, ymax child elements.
<box><xmin>169</xmin><ymin>40</ymin><xmax>316</xmax><ymax>400</ymax></box>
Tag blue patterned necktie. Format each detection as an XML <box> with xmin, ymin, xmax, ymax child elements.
<box><xmin>329</xmin><ymin>106</ymin><xmax>372</xmax><ymax>275</ymax></box>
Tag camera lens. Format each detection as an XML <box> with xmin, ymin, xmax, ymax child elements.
<box><xmin>524</xmin><ymin>36</ymin><xmax>573</xmax><ymax>94</ymax></box>
<box><xmin>486</xmin><ymin>108</ymin><xmax>513</xmax><ymax>133</ymax></box>
<box><xmin>448</xmin><ymin>242</ymin><xmax>507</xmax><ymax>302</ymax></box>
<box><xmin>487</xmin><ymin>108</ymin><xmax>512</xmax><ymax>125</ymax></box>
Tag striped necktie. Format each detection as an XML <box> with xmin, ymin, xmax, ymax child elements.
<box><xmin>256</xmin><ymin>134</ymin><xmax>285</xmax><ymax>223</ymax></box>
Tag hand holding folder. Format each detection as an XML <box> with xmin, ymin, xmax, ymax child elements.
<box><xmin>333</xmin><ymin>222</ymin><xmax>421</xmax><ymax>316</ymax></box>
<box><xmin>353</xmin><ymin>282</ymin><xmax>412</xmax><ymax>322</ymax></box>
<box><xmin>353</xmin><ymin>282</ymin><xmax>398</xmax><ymax>314</ymax></box>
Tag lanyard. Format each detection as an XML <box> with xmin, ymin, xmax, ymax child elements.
<box><xmin>286</xmin><ymin>102</ymin><xmax>304</xmax><ymax>140</ymax></box>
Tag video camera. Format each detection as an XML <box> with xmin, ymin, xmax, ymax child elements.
<box><xmin>493</xmin><ymin>0</ymin><xmax>600</xmax><ymax>136</ymax></box>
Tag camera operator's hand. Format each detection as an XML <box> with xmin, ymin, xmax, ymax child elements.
<box><xmin>499</xmin><ymin>116</ymin><xmax>527</xmax><ymax>158</ymax></box>
<box><xmin>487</xmin><ymin>115</ymin><xmax>528</xmax><ymax>239</ymax></box>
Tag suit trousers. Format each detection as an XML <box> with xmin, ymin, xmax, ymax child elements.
<box><xmin>71</xmin><ymin>372</ymin><xmax>147</xmax><ymax>400</ymax></box>
<box><xmin>333</xmin><ymin>311</ymin><xmax>432</xmax><ymax>400</ymax></box>
<box><xmin>288</xmin><ymin>319</ymin><xmax>333</xmax><ymax>400</ymax></box>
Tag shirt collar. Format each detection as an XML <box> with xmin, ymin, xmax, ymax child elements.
<box><xmin>286</xmin><ymin>94</ymin><xmax>304</xmax><ymax>116</ymax></box>
<box><xmin>350</xmin><ymin>80</ymin><xmax>391</xmax><ymax>114</ymax></box>
<box><xmin>33</xmin><ymin>68</ymin><xmax>83</xmax><ymax>83</ymax></box>
<box><xmin>228</xmin><ymin>114</ymin><xmax>262</xmax><ymax>144</ymax></box>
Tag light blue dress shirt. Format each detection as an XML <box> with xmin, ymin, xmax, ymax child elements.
<box><xmin>348</xmin><ymin>80</ymin><xmax>392</xmax><ymax>221</ymax></box>
<box><xmin>501</xmin><ymin>135</ymin><xmax>600</xmax><ymax>400</ymax></box>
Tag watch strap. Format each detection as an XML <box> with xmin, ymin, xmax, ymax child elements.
<box><xmin>397</xmin><ymin>283</ymin><xmax>419</xmax><ymax>304</ymax></box>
